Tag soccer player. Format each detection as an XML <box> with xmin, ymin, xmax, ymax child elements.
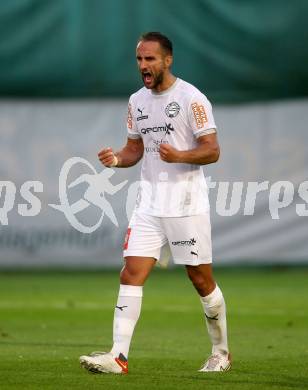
<box><xmin>80</xmin><ymin>32</ymin><xmax>231</xmax><ymax>374</ymax></box>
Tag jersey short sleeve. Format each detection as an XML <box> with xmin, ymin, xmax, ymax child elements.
<box><xmin>127</xmin><ymin>97</ymin><xmax>141</xmax><ymax>139</ymax></box>
<box><xmin>188</xmin><ymin>93</ymin><xmax>217</xmax><ymax>138</ymax></box>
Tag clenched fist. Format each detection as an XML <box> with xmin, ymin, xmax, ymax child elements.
<box><xmin>98</xmin><ymin>147</ymin><xmax>118</xmax><ymax>167</ymax></box>
<box><xmin>159</xmin><ymin>143</ymin><xmax>181</xmax><ymax>163</ymax></box>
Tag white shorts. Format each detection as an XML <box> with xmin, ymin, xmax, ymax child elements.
<box><xmin>123</xmin><ymin>211</ymin><xmax>212</xmax><ymax>266</ymax></box>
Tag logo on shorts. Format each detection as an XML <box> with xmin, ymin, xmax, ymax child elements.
<box><xmin>137</xmin><ymin>107</ymin><xmax>148</xmax><ymax>121</ymax></box>
<box><xmin>171</xmin><ymin>238</ymin><xmax>196</xmax><ymax>247</ymax></box>
<box><xmin>165</xmin><ymin>102</ymin><xmax>180</xmax><ymax>118</ymax></box>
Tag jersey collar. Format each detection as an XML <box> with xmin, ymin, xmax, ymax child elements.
<box><xmin>150</xmin><ymin>78</ymin><xmax>180</xmax><ymax>96</ymax></box>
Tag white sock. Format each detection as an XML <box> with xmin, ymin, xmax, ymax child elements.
<box><xmin>110</xmin><ymin>284</ymin><xmax>143</xmax><ymax>359</ymax></box>
<box><xmin>200</xmin><ymin>285</ymin><xmax>229</xmax><ymax>356</ymax></box>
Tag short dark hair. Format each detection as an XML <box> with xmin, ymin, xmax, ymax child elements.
<box><xmin>138</xmin><ymin>32</ymin><xmax>173</xmax><ymax>55</ymax></box>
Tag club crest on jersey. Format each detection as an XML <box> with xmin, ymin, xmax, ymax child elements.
<box><xmin>137</xmin><ymin>107</ymin><xmax>149</xmax><ymax>121</ymax></box>
<box><xmin>165</xmin><ymin>102</ymin><xmax>180</xmax><ymax>118</ymax></box>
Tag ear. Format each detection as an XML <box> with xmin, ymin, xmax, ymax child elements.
<box><xmin>165</xmin><ymin>55</ymin><xmax>173</xmax><ymax>68</ymax></box>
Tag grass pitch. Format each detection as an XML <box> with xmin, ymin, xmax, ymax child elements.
<box><xmin>0</xmin><ymin>266</ymin><xmax>307</xmax><ymax>390</ymax></box>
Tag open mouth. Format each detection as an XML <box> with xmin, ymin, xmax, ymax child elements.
<box><xmin>142</xmin><ymin>72</ymin><xmax>152</xmax><ymax>85</ymax></box>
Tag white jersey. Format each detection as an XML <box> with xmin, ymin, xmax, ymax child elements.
<box><xmin>127</xmin><ymin>78</ymin><xmax>216</xmax><ymax>217</ymax></box>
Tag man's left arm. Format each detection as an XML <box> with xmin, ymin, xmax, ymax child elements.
<box><xmin>159</xmin><ymin>133</ymin><xmax>220</xmax><ymax>165</ymax></box>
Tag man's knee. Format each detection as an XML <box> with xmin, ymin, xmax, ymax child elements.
<box><xmin>120</xmin><ymin>265</ymin><xmax>142</xmax><ymax>284</ymax></box>
<box><xmin>120</xmin><ymin>257</ymin><xmax>155</xmax><ymax>285</ymax></box>
<box><xmin>186</xmin><ymin>265</ymin><xmax>216</xmax><ymax>296</ymax></box>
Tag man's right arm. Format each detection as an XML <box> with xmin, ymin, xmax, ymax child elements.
<box><xmin>98</xmin><ymin>137</ymin><xmax>144</xmax><ymax>168</ymax></box>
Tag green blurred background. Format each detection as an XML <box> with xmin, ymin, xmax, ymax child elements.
<box><xmin>1</xmin><ymin>0</ymin><xmax>308</xmax><ymax>101</ymax></box>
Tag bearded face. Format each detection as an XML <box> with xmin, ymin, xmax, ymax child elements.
<box><xmin>136</xmin><ymin>41</ymin><xmax>172</xmax><ymax>91</ymax></box>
